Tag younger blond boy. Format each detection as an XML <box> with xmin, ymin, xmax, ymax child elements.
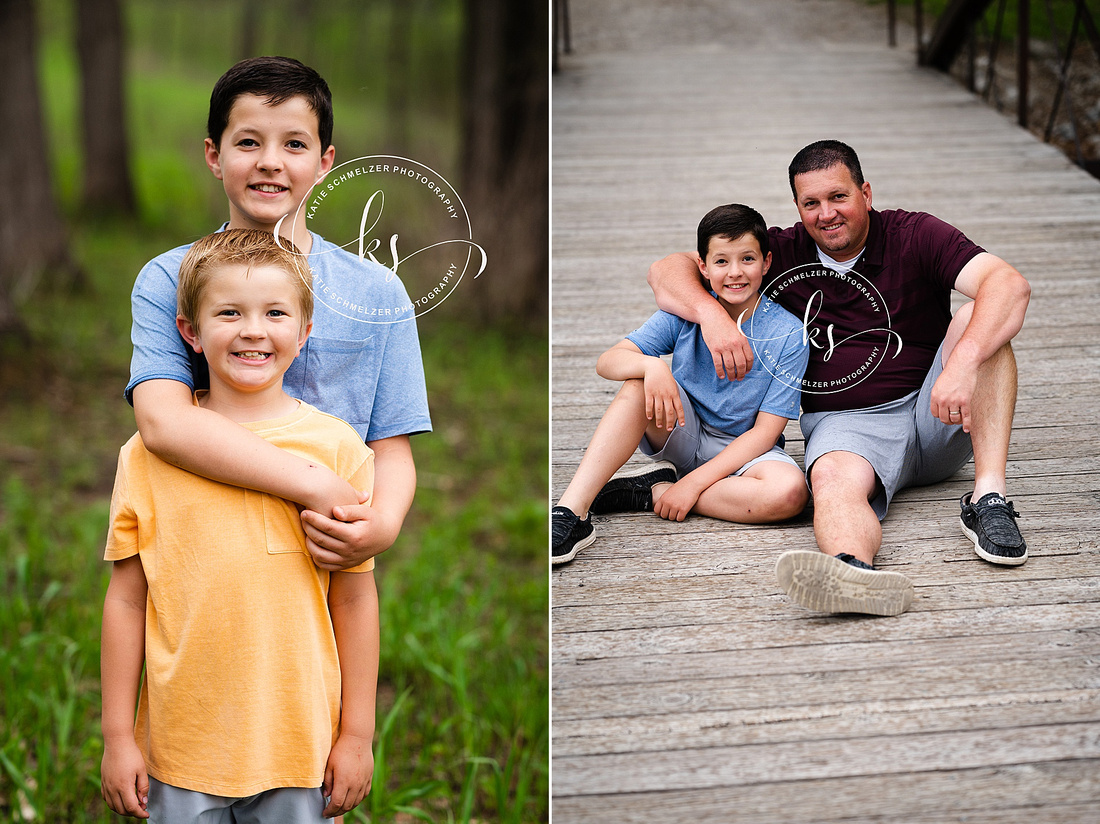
<box><xmin>101</xmin><ymin>229</ymin><xmax>377</xmax><ymax>822</ymax></box>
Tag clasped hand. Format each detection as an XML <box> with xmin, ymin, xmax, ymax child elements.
<box><xmin>301</xmin><ymin>490</ymin><xmax>396</xmax><ymax>571</ymax></box>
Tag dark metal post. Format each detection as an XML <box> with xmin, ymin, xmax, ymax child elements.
<box><xmin>888</xmin><ymin>0</ymin><xmax>897</xmax><ymax>47</ymax></box>
<box><xmin>915</xmin><ymin>0</ymin><xmax>925</xmax><ymax>63</ymax></box>
<box><xmin>1017</xmin><ymin>0</ymin><xmax>1029</xmax><ymax>128</ymax></box>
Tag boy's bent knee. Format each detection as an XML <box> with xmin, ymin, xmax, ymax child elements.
<box><xmin>768</xmin><ymin>481</ymin><xmax>809</xmax><ymax>520</ymax></box>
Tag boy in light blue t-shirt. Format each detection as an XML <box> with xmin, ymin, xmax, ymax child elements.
<box><xmin>552</xmin><ymin>203</ymin><xmax>810</xmax><ymax>565</ymax></box>
<box><xmin>128</xmin><ymin>57</ymin><xmax>430</xmax><ymax>575</ymax></box>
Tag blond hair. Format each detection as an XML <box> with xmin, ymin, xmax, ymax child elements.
<box><xmin>177</xmin><ymin>229</ymin><xmax>313</xmax><ymax>329</ymax></box>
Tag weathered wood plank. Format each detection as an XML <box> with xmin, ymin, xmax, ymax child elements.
<box><xmin>554</xmin><ymin>722</ymin><xmax>1100</xmax><ymax>796</ymax></box>
<box><xmin>554</xmin><ymin>689</ymin><xmax>1100</xmax><ymax>757</ymax></box>
<box><xmin>551</xmin><ymin>761</ymin><xmax>1100</xmax><ymax>823</ymax></box>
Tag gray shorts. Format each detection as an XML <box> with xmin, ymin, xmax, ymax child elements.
<box><xmin>800</xmin><ymin>341</ymin><xmax>973</xmax><ymax>520</ymax></box>
<box><xmin>148</xmin><ymin>776</ymin><xmax>326</xmax><ymax>824</ymax></box>
<box><xmin>638</xmin><ymin>381</ymin><xmax>800</xmax><ymax>477</ymax></box>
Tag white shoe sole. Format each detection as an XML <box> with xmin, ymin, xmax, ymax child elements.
<box><xmin>608</xmin><ymin>460</ymin><xmax>677</xmax><ymax>480</ymax></box>
<box><xmin>961</xmin><ymin>522</ymin><xmax>1028</xmax><ymax>566</ymax></box>
<box><xmin>775</xmin><ymin>550</ymin><xmax>914</xmax><ymax>616</ymax></box>
<box><xmin>552</xmin><ymin>531</ymin><xmax>596</xmax><ymax>565</ymax></box>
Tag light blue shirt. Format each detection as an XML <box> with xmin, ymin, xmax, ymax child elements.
<box><xmin>127</xmin><ymin>231</ymin><xmax>432</xmax><ymax>442</ymax></box>
<box><xmin>626</xmin><ymin>295</ymin><xmax>808</xmax><ymax>436</ymax></box>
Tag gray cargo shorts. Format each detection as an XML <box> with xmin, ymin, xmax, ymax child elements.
<box><xmin>800</xmin><ymin>341</ymin><xmax>973</xmax><ymax>519</ymax></box>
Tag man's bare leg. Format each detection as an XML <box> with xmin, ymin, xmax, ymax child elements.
<box><xmin>942</xmin><ymin>302</ymin><xmax>1018</xmax><ymax>499</ymax></box>
<box><xmin>774</xmin><ymin>450</ymin><xmax>913</xmax><ymax>616</ymax></box>
<box><xmin>808</xmin><ymin>450</ymin><xmax>881</xmax><ymax>565</ymax></box>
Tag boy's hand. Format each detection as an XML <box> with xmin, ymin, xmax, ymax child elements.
<box><xmin>322</xmin><ymin>732</ymin><xmax>374</xmax><ymax>818</ymax></box>
<box><xmin>302</xmin><ymin>491</ymin><xmax>398</xmax><ymax>571</ymax></box>
<box><xmin>101</xmin><ymin>738</ymin><xmax>150</xmax><ymax>819</ymax></box>
<box><xmin>700</xmin><ymin>311</ymin><xmax>754</xmax><ymax>381</ymax></box>
<box><xmin>643</xmin><ymin>359</ymin><xmax>686</xmax><ymax>432</ymax></box>
<box><xmin>653</xmin><ymin>479</ymin><xmax>702</xmax><ymax>522</ymax></box>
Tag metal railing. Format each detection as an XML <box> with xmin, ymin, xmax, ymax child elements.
<box><xmin>888</xmin><ymin>0</ymin><xmax>1100</xmax><ymax>176</ymax></box>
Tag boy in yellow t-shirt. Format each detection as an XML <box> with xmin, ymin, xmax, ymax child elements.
<box><xmin>100</xmin><ymin>229</ymin><xmax>377</xmax><ymax>822</ymax></box>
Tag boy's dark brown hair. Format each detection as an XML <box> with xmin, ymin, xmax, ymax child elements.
<box><xmin>787</xmin><ymin>139</ymin><xmax>865</xmax><ymax>198</ymax></box>
<box><xmin>697</xmin><ymin>203</ymin><xmax>770</xmax><ymax>261</ymax></box>
<box><xmin>207</xmin><ymin>56</ymin><xmax>334</xmax><ymax>152</ymax></box>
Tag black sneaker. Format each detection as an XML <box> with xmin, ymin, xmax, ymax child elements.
<box><xmin>775</xmin><ymin>550</ymin><xmax>914</xmax><ymax>616</ymax></box>
<box><xmin>590</xmin><ymin>462</ymin><xmax>677</xmax><ymax>515</ymax></box>
<box><xmin>960</xmin><ymin>492</ymin><xmax>1027</xmax><ymax>566</ymax></box>
<box><xmin>552</xmin><ymin>506</ymin><xmax>595</xmax><ymax>565</ymax></box>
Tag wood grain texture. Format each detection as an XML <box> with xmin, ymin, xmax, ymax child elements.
<box><xmin>550</xmin><ymin>0</ymin><xmax>1100</xmax><ymax>819</ymax></box>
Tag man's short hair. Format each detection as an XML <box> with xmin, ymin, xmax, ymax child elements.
<box><xmin>207</xmin><ymin>56</ymin><xmax>334</xmax><ymax>151</ymax></box>
<box><xmin>178</xmin><ymin>229</ymin><xmax>313</xmax><ymax>329</ymax></box>
<box><xmin>697</xmin><ymin>203</ymin><xmax>770</xmax><ymax>260</ymax></box>
<box><xmin>788</xmin><ymin>140</ymin><xmax>865</xmax><ymax>197</ymax></box>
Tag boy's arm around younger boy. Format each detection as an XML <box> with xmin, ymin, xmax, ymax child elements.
<box><xmin>323</xmin><ymin>569</ymin><xmax>380</xmax><ymax>817</ymax></box>
<box><xmin>301</xmin><ymin>433</ymin><xmax>415</xmax><ymax>571</ymax></box>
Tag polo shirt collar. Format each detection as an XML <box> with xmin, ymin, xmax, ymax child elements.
<box><xmin>856</xmin><ymin>209</ymin><xmax>884</xmax><ymax>274</ymax></box>
<box><xmin>801</xmin><ymin>208</ymin><xmax>884</xmax><ymax>276</ymax></box>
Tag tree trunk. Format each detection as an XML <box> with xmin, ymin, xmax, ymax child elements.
<box><xmin>76</xmin><ymin>0</ymin><xmax>137</xmax><ymax>215</ymax></box>
<box><xmin>459</xmin><ymin>0</ymin><xmax>548</xmax><ymax>330</ymax></box>
<box><xmin>0</xmin><ymin>0</ymin><xmax>77</xmax><ymax>338</ymax></box>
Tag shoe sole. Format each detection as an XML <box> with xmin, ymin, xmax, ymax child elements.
<box><xmin>607</xmin><ymin>460</ymin><xmax>677</xmax><ymax>480</ymax></box>
<box><xmin>552</xmin><ymin>530</ymin><xmax>596</xmax><ymax>566</ymax></box>
<box><xmin>775</xmin><ymin>550</ymin><xmax>914</xmax><ymax>616</ymax></box>
<box><xmin>961</xmin><ymin>522</ymin><xmax>1028</xmax><ymax>566</ymax></box>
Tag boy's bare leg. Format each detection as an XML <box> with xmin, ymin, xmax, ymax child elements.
<box><xmin>557</xmin><ymin>379</ymin><xmax>667</xmax><ymax>517</ymax></box>
<box><xmin>652</xmin><ymin>462</ymin><xmax>808</xmax><ymax>524</ymax></box>
<box><xmin>808</xmin><ymin>451</ymin><xmax>881</xmax><ymax>565</ymax></box>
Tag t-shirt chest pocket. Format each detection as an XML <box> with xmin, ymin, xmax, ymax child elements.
<box><xmin>297</xmin><ymin>336</ymin><xmax>381</xmax><ymax>429</ymax></box>
<box><xmin>259</xmin><ymin>494</ymin><xmax>309</xmax><ymax>555</ymax></box>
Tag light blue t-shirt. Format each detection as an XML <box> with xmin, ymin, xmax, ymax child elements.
<box><xmin>127</xmin><ymin>231</ymin><xmax>432</xmax><ymax>442</ymax></box>
<box><xmin>626</xmin><ymin>296</ymin><xmax>808</xmax><ymax>437</ymax></box>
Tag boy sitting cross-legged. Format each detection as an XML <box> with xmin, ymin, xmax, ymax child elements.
<box><xmin>552</xmin><ymin>204</ymin><xmax>811</xmax><ymax>565</ymax></box>
<box><xmin>101</xmin><ymin>229</ymin><xmax>378</xmax><ymax>822</ymax></box>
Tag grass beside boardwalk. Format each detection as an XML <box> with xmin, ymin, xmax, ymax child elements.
<box><xmin>0</xmin><ymin>220</ymin><xmax>548</xmax><ymax>822</ymax></box>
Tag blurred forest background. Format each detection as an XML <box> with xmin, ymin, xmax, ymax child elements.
<box><xmin>0</xmin><ymin>0</ymin><xmax>548</xmax><ymax>821</ymax></box>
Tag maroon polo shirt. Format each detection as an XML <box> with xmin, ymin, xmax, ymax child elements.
<box><xmin>763</xmin><ymin>209</ymin><xmax>984</xmax><ymax>413</ymax></box>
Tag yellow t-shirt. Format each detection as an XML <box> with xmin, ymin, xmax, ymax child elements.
<box><xmin>104</xmin><ymin>401</ymin><xmax>374</xmax><ymax>796</ymax></box>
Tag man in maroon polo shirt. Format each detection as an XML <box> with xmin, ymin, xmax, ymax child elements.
<box><xmin>647</xmin><ymin>140</ymin><xmax>1031</xmax><ymax>616</ymax></box>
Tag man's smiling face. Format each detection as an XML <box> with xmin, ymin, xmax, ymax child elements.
<box><xmin>793</xmin><ymin>163</ymin><xmax>873</xmax><ymax>262</ymax></box>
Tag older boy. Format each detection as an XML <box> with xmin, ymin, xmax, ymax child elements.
<box><xmin>101</xmin><ymin>230</ymin><xmax>377</xmax><ymax>821</ymax></box>
<box><xmin>553</xmin><ymin>204</ymin><xmax>809</xmax><ymax>564</ymax></box>
<box><xmin>128</xmin><ymin>57</ymin><xmax>429</xmax><ymax>572</ymax></box>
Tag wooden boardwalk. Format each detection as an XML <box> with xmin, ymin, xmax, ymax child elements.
<box><xmin>551</xmin><ymin>1</ymin><xmax>1100</xmax><ymax>821</ymax></box>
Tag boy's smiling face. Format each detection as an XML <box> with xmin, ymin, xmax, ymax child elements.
<box><xmin>177</xmin><ymin>263</ymin><xmax>312</xmax><ymax>406</ymax></box>
<box><xmin>698</xmin><ymin>232</ymin><xmax>771</xmax><ymax>319</ymax></box>
<box><xmin>204</xmin><ymin>93</ymin><xmax>335</xmax><ymax>238</ymax></box>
